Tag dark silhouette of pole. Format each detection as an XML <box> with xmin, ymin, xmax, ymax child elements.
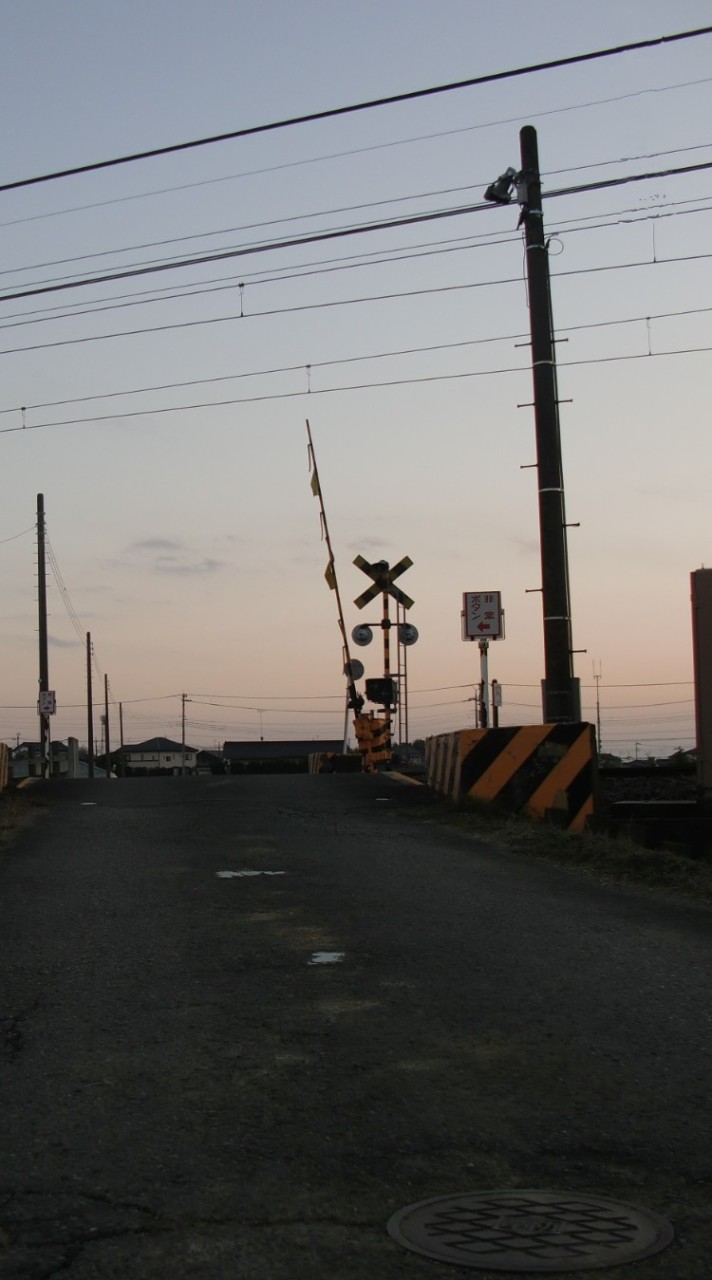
<box><xmin>37</xmin><ymin>494</ymin><xmax>50</xmax><ymax>777</ymax></box>
<box><xmin>519</xmin><ymin>125</ymin><xmax>576</xmax><ymax>723</ymax></box>
<box><xmin>86</xmin><ymin>632</ymin><xmax>95</xmax><ymax>778</ymax></box>
<box><xmin>104</xmin><ymin>674</ymin><xmax>111</xmax><ymax>778</ymax></box>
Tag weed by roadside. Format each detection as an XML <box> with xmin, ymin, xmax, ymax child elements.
<box><xmin>0</xmin><ymin>788</ymin><xmax>40</xmax><ymax>856</ymax></box>
<box><xmin>398</xmin><ymin>794</ymin><xmax>712</xmax><ymax>905</ymax></box>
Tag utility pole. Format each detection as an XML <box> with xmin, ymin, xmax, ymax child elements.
<box><xmin>518</xmin><ymin>125</ymin><xmax>577</xmax><ymax>723</ymax></box>
<box><xmin>104</xmin><ymin>674</ymin><xmax>111</xmax><ymax>778</ymax></box>
<box><xmin>37</xmin><ymin>494</ymin><xmax>50</xmax><ymax>778</ymax></box>
<box><xmin>491</xmin><ymin>679</ymin><xmax>500</xmax><ymax>728</ymax></box>
<box><xmin>593</xmin><ymin>662</ymin><xmax>602</xmax><ymax>754</ymax></box>
<box><xmin>119</xmin><ymin>702</ymin><xmax>124</xmax><ymax>777</ymax></box>
<box><xmin>86</xmin><ymin>632</ymin><xmax>95</xmax><ymax>778</ymax></box>
<box><xmin>181</xmin><ymin>693</ymin><xmax>187</xmax><ymax>776</ymax></box>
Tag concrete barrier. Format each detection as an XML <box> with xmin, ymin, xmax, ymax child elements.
<box><xmin>308</xmin><ymin>752</ymin><xmax>362</xmax><ymax>774</ymax></box>
<box><xmin>426</xmin><ymin>723</ymin><xmax>597</xmax><ymax>832</ymax></box>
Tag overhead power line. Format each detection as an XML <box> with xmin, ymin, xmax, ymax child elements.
<box><xmin>3</xmin><ymin>158</ymin><xmax>712</xmax><ymax>306</ymax></box>
<box><xmin>3</xmin><ymin>341</ymin><xmax>711</xmax><ymax>436</ymax></box>
<box><xmin>3</xmin><ymin>193</ymin><xmax>710</xmax><ymax>338</ymax></box>
<box><xmin>1</xmin><ymin>242</ymin><xmax>711</xmax><ymax>361</ymax></box>
<box><xmin>5</xmin><ymin>138</ymin><xmax>710</xmax><ymax>284</ymax></box>
<box><xmin>1</xmin><ymin>301</ymin><xmax>710</xmax><ymax>419</ymax></box>
<box><xmin>2</xmin><ymin>26</ymin><xmax>711</xmax><ymax>193</ymax></box>
<box><xmin>3</xmin><ymin>75</ymin><xmax>709</xmax><ymax>233</ymax></box>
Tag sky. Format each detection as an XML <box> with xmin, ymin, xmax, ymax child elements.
<box><xmin>1</xmin><ymin>0</ymin><xmax>711</xmax><ymax>758</ymax></box>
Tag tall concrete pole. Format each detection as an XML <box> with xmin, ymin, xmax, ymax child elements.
<box><xmin>519</xmin><ymin>125</ymin><xmax>577</xmax><ymax>723</ymax></box>
<box><xmin>86</xmin><ymin>632</ymin><xmax>95</xmax><ymax>778</ymax></box>
<box><xmin>104</xmin><ymin>673</ymin><xmax>111</xmax><ymax>778</ymax></box>
<box><xmin>37</xmin><ymin>494</ymin><xmax>50</xmax><ymax>777</ymax></box>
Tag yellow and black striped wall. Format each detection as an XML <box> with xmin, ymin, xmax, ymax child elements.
<box><xmin>425</xmin><ymin>723</ymin><xmax>597</xmax><ymax>832</ymax></box>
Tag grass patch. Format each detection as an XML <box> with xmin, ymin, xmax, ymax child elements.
<box><xmin>0</xmin><ymin>787</ymin><xmax>40</xmax><ymax>856</ymax></box>
<box><xmin>399</xmin><ymin>794</ymin><xmax>712</xmax><ymax>904</ymax></box>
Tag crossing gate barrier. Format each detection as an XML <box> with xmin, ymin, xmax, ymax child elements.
<box><xmin>353</xmin><ymin>714</ymin><xmax>391</xmax><ymax>771</ymax></box>
<box><xmin>425</xmin><ymin>723</ymin><xmax>597</xmax><ymax>832</ymax></box>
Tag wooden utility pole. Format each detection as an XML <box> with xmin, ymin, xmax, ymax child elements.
<box><xmin>86</xmin><ymin>632</ymin><xmax>95</xmax><ymax>778</ymax></box>
<box><xmin>37</xmin><ymin>494</ymin><xmax>50</xmax><ymax>777</ymax></box>
<box><xmin>518</xmin><ymin>125</ymin><xmax>577</xmax><ymax>723</ymax></box>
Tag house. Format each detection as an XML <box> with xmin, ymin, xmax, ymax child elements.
<box><xmin>196</xmin><ymin>750</ymin><xmax>224</xmax><ymax>775</ymax></box>
<box><xmin>121</xmin><ymin>737</ymin><xmax>197</xmax><ymax>776</ymax></box>
<box><xmin>223</xmin><ymin>739</ymin><xmax>343</xmax><ymax>774</ymax></box>
<box><xmin>10</xmin><ymin>741</ymin><xmax>111</xmax><ymax>780</ymax></box>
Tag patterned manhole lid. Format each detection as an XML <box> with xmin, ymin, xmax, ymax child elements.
<box><xmin>386</xmin><ymin>1190</ymin><xmax>674</xmax><ymax>1271</ymax></box>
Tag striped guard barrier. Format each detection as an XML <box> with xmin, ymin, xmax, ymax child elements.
<box><xmin>353</xmin><ymin>714</ymin><xmax>391</xmax><ymax>770</ymax></box>
<box><xmin>426</xmin><ymin>723</ymin><xmax>597</xmax><ymax>832</ymax></box>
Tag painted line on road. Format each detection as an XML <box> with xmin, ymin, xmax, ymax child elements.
<box><xmin>308</xmin><ymin>952</ymin><xmax>345</xmax><ymax>965</ymax></box>
<box><xmin>216</xmin><ymin>869</ymin><xmax>287</xmax><ymax>878</ymax></box>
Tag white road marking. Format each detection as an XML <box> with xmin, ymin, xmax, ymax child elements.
<box><xmin>308</xmin><ymin>952</ymin><xmax>345</xmax><ymax>965</ymax></box>
<box><xmin>216</xmin><ymin>870</ymin><xmax>286</xmax><ymax>878</ymax></box>
<box><xmin>80</xmin><ymin>802</ymin><xmax>97</xmax><ymax>807</ymax></box>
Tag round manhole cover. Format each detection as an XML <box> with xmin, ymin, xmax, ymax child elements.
<box><xmin>387</xmin><ymin>1190</ymin><xmax>674</xmax><ymax>1271</ymax></box>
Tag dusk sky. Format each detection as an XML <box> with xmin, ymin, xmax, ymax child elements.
<box><xmin>1</xmin><ymin>0</ymin><xmax>710</xmax><ymax>758</ymax></box>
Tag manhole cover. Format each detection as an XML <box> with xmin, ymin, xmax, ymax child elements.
<box><xmin>387</xmin><ymin>1190</ymin><xmax>674</xmax><ymax>1271</ymax></box>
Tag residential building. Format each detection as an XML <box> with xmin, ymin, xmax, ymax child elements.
<box><xmin>121</xmin><ymin>737</ymin><xmax>197</xmax><ymax>776</ymax></box>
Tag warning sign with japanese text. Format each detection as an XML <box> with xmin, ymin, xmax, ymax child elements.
<box><xmin>462</xmin><ymin>591</ymin><xmax>503</xmax><ymax>641</ymax></box>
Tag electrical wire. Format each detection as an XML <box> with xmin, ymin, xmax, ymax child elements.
<box><xmin>6</xmin><ymin>194</ymin><xmax>712</xmax><ymax>339</ymax></box>
<box><xmin>0</xmin><ymin>525</ymin><xmax>34</xmax><ymax>545</ymax></box>
<box><xmin>6</xmin><ymin>136</ymin><xmax>712</xmax><ymax>284</ymax></box>
<box><xmin>3</xmin><ymin>158</ymin><xmax>712</xmax><ymax>306</ymax></box>
<box><xmin>3</xmin><ymin>223</ymin><xmax>712</xmax><ymax>376</ymax></box>
<box><xmin>4</xmin><ymin>339</ymin><xmax>712</xmax><ymax>436</ymax></box>
<box><xmin>0</xmin><ymin>181</ymin><xmax>491</xmax><ymax>281</ymax></box>
<box><xmin>3</xmin><ymin>238</ymin><xmax>712</xmax><ymax>369</ymax></box>
<box><xmin>1</xmin><ymin>300</ymin><xmax>710</xmax><ymax>420</ymax></box>
<box><xmin>4</xmin><ymin>26</ymin><xmax>710</xmax><ymax>193</ymax></box>
<box><xmin>5</xmin><ymin>74</ymin><xmax>711</xmax><ymax>233</ymax></box>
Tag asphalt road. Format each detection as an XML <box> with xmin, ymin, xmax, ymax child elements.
<box><xmin>1</xmin><ymin>773</ymin><xmax>711</xmax><ymax>1279</ymax></box>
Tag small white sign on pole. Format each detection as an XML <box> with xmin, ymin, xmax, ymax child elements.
<box><xmin>38</xmin><ymin>691</ymin><xmax>57</xmax><ymax>716</ymax></box>
<box><xmin>462</xmin><ymin>592</ymin><xmax>503</xmax><ymax>641</ymax></box>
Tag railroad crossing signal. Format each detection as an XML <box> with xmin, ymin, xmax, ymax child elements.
<box><xmin>353</xmin><ymin>555</ymin><xmax>414</xmax><ymax>610</ymax></box>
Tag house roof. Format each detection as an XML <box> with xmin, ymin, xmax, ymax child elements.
<box><xmin>223</xmin><ymin>739</ymin><xmax>343</xmax><ymax>760</ymax></box>
<box><xmin>123</xmin><ymin>737</ymin><xmax>196</xmax><ymax>754</ymax></box>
